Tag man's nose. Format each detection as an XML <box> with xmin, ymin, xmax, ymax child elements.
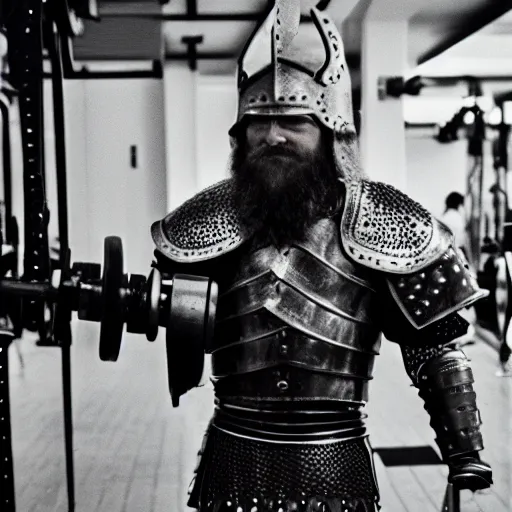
<box><xmin>265</xmin><ymin>120</ymin><xmax>287</xmax><ymax>146</ymax></box>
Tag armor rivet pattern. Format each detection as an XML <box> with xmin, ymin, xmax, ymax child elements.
<box><xmin>352</xmin><ymin>181</ymin><xmax>432</xmax><ymax>258</ymax></box>
<box><xmin>277</xmin><ymin>380</ymin><xmax>289</xmax><ymax>391</ymax></box>
<box><xmin>341</xmin><ymin>180</ymin><xmax>451</xmax><ymax>273</ymax></box>
<box><xmin>403</xmin><ymin>343</ymin><xmax>447</xmax><ymax>381</ymax></box>
<box><xmin>318</xmin><ymin>17</ymin><xmax>343</xmax><ymax>86</ymax></box>
<box><xmin>387</xmin><ymin>247</ymin><xmax>484</xmax><ymax>328</ymax></box>
<box><xmin>155</xmin><ymin>180</ymin><xmax>244</xmax><ymax>261</ymax></box>
<box><xmin>400</xmin><ymin>314</ymin><xmax>469</xmax><ymax>380</ymax></box>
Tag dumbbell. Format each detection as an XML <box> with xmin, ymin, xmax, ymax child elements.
<box><xmin>0</xmin><ymin>236</ymin><xmax>218</xmax><ymax>405</ymax></box>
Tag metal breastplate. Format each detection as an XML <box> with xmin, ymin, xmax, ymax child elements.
<box><xmin>211</xmin><ymin>217</ymin><xmax>382</xmax><ymax>404</ymax></box>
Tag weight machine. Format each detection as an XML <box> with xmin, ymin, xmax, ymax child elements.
<box><xmin>490</xmin><ymin>94</ymin><xmax>512</xmax><ymax>372</ymax></box>
<box><xmin>430</xmin><ymin>78</ymin><xmax>512</xmax><ymax>367</ymax></box>
<box><xmin>463</xmin><ymin>91</ymin><xmax>512</xmax><ymax>367</ymax></box>
<box><xmin>1</xmin><ymin>2</ymin><xmax>216</xmax><ymax>511</ymax></box>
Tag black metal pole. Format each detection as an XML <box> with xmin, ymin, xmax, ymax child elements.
<box><xmin>7</xmin><ymin>0</ymin><xmax>51</xmax><ymax>332</ymax></box>
<box><xmin>475</xmin><ymin>111</ymin><xmax>485</xmax><ymax>270</ymax></box>
<box><xmin>0</xmin><ymin>92</ymin><xmax>23</xmax><ymax>512</ymax></box>
<box><xmin>441</xmin><ymin>483</ymin><xmax>460</xmax><ymax>512</ymax></box>
<box><xmin>0</xmin><ymin>100</ymin><xmax>13</xmax><ymax>243</ymax></box>
<box><xmin>46</xmin><ymin>21</ymin><xmax>75</xmax><ymax>512</ymax></box>
<box><xmin>60</xmin><ymin>331</ymin><xmax>74</xmax><ymax>512</ymax></box>
<box><xmin>0</xmin><ymin>331</ymin><xmax>16</xmax><ymax>512</ymax></box>
<box><xmin>47</xmin><ymin>30</ymin><xmax>69</xmax><ymax>254</ymax></box>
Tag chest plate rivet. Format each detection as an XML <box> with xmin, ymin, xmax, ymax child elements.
<box><xmin>277</xmin><ymin>380</ymin><xmax>289</xmax><ymax>391</ymax></box>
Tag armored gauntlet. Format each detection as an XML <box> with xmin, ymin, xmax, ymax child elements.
<box><xmin>417</xmin><ymin>349</ymin><xmax>492</xmax><ymax>490</ymax></box>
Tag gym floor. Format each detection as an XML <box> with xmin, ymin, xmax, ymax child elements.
<box><xmin>8</xmin><ymin>322</ymin><xmax>511</xmax><ymax>512</ymax></box>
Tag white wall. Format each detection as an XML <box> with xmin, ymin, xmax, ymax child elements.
<box><xmin>1</xmin><ymin>97</ymin><xmax>24</xmax><ymax>258</ymax></box>
<box><xmin>405</xmin><ymin>130</ymin><xmax>468</xmax><ymax>218</ymax></box>
<box><xmin>43</xmin><ymin>80</ymin><xmax>90</xmax><ymax>262</ymax></box>
<box><xmin>360</xmin><ymin>20</ymin><xmax>409</xmax><ymax>188</ymax></box>
<box><xmin>4</xmin><ymin>77</ymin><xmax>166</xmax><ymax>275</ymax></box>
<box><xmin>83</xmin><ymin>79</ymin><xmax>167</xmax><ymax>274</ymax></box>
<box><xmin>59</xmin><ymin>82</ymin><xmax>89</xmax><ymax>261</ymax></box>
<box><xmin>163</xmin><ymin>65</ymin><xmax>237</xmax><ymax>211</ymax></box>
<box><xmin>195</xmin><ymin>75</ymin><xmax>237</xmax><ymax>190</ymax></box>
<box><xmin>163</xmin><ymin>63</ymin><xmax>198</xmax><ymax>212</ymax></box>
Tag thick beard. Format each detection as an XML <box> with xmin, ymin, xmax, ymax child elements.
<box><xmin>231</xmin><ymin>139</ymin><xmax>339</xmax><ymax>247</ymax></box>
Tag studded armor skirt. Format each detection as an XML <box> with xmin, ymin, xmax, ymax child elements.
<box><xmin>187</xmin><ymin>408</ymin><xmax>381</xmax><ymax>511</ymax></box>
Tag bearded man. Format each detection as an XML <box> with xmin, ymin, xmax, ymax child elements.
<box><xmin>151</xmin><ymin>2</ymin><xmax>492</xmax><ymax>510</ymax></box>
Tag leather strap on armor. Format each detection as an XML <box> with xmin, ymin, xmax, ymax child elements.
<box><xmin>416</xmin><ymin>349</ymin><xmax>484</xmax><ymax>461</ymax></box>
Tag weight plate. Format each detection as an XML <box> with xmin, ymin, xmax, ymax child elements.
<box><xmin>99</xmin><ymin>237</ymin><xmax>126</xmax><ymax>362</ymax></box>
<box><xmin>53</xmin><ymin>248</ymin><xmax>72</xmax><ymax>343</ymax></box>
<box><xmin>146</xmin><ymin>268</ymin><xmax>161</xmax><ymax>342</ymax></box>
<box><xmin>126</xmin><ymin>274</ymin><xmax>148</xmax><ymax>335</ymax></box>
<box><xmin>166</xmin><ymin>274</ymin><xmax>215</xmax><ymax>407</ymax></box>
<box><xmin>204</xmin><ymin>279</ymin><xmax>218</xmax><ymax>353</ymax></box>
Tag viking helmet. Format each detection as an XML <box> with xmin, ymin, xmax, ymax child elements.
<box><xmin>229</xmin><ymin>0</ymin><xmax>362</xmax><ymax>181</ymax></box>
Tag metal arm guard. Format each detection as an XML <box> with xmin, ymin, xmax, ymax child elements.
<box><xmin>417</xmin><ymin>349</ymin><xmax>484</xmax><ymax>461</ymax></box>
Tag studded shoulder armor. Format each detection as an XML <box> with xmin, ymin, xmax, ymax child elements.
<box><xmin>386</xmin><ymin>247</ymin><xmax>488</xmax><ymax>328</ymax></box>
<box><xmin>340</xmin><ymin>179</ymin><xmax>452</xmax><ymax>274</ymax></box>
<box><xmin>340</xmin><ymin>180</ymin><xmax>489</xmax><ymax>328</ymax></box>
<box><xmin>151</xmin><ymin>179</ymin><xmax>246</xmax><ymax>263</ymax></box>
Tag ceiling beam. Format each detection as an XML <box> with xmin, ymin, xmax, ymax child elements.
<box><xmin>99</xmin><ymin>12</ymin><xmax>315</xmax><ymax>22</ymax></box>
<box><xmin>417</xmin><ymin>4</ymin><xmax>512</xmax><ymax>64</ymax></box>
<box><xmin>186</xmin><ymin>0</ymin><xmax>197</xmax><ymax>17</ymax></box>
<box><xmin>165</xmin><ymin>52</ymin><xmax>235</xmax><ymax>61</ymax></box>
<box><xmin>163</xmin><ymin>51</ymin><xmax>361</xmax><ymax>66</ymax></box>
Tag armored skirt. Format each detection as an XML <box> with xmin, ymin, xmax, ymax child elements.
<box><xmin>187</xmin><ymin>402</ymin><xmax>381</xmax><ymax>512</ymax></box>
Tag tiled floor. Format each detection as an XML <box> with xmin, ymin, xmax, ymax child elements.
<box><xmin>6</xmin><ymin>321</ymin><xmax>512</xmax><ymax>511</ymax></box>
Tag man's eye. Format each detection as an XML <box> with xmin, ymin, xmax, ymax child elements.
<box><xmin>282</xmin><ymin>121</ymin><xmax>308</xmax><ymax>131</ymax></box>
<box><xmin>248</xmin><ymin>117</ymin><xmax>314</xmax><ymax>132</ymax></box>
<box><xmin>252</xmin><ymin>121</ymin><xmax>271</xmax><ymax>130</ymax></box>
